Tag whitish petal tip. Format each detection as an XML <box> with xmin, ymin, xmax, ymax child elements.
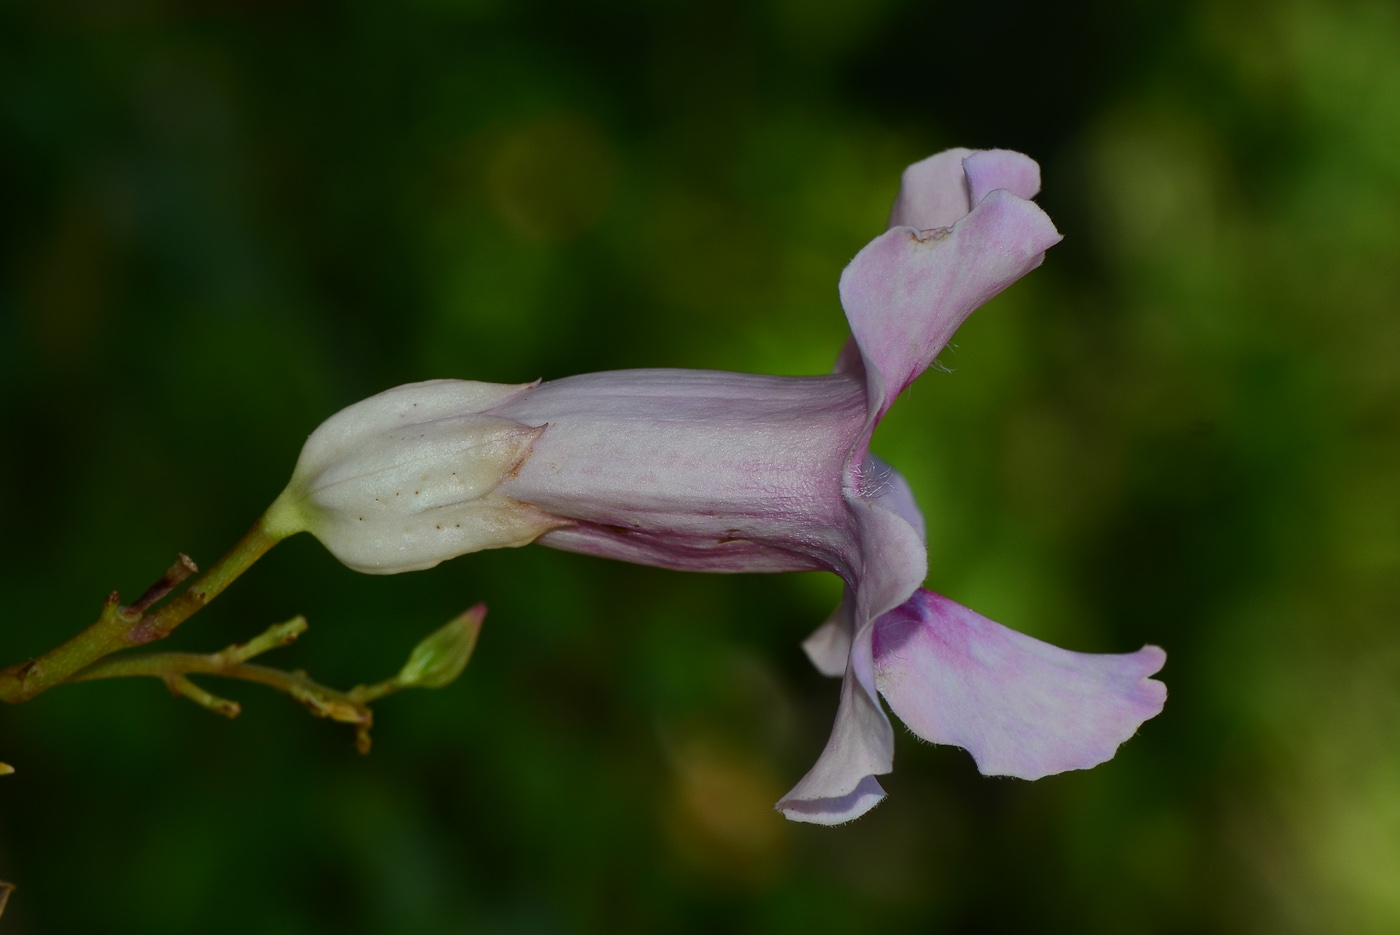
<box><xmin>777</xmin><ymin>774</ymin><xmax>887</xmax><ymax>825</ymax></box>
<box><xmin>874</xmin><ymin>590</ymin><xmax>1167</xmax><ymax>781</ymax></box>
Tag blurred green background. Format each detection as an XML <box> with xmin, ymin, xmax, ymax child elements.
<box><xmin>2</xmin><ymin>0</ymin><xmax>1399</xmax><ymax>931</ymax></box>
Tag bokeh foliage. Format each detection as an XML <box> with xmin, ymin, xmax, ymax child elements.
<box><xmin>2</xmin><ymin>0</ymin><xmax>1399</xmax><ymax>931</ymax></box>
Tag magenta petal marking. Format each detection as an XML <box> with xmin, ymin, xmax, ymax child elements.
<box><xmin>840</xmin><ymin>188</ymin><xmax>1063</xmax><ymax>421</ymax></box>
<box><xmin>887</xmin><ymin>147</ymin><xmax>974</xmax><ymax>230</ymax></box>
<box><xmin>963</xmin><ymin>149</ymin><xmax>1042</xmax><ymax>204</ymax></box>
<box><xmin>873</xmin><ymin>590</ymin><xmax>1167</xmax><ymax>780</ymax></box>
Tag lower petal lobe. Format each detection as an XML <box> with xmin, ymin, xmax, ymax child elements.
<box><xmin>873</xmin><ymin>590</ymin><xmax>1167</xmax><ymax>780</ymax></box>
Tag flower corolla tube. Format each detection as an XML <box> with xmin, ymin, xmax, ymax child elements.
<box><xmin>266</xmin><ymin>148</ymin><xmax>1167</xmax><ymax>824</ymax></box>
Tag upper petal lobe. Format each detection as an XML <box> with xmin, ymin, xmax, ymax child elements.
<box><xmin>840</xmin><ymin>188</ymin><xmax>1063</xmax><ymax>422</ymax></box>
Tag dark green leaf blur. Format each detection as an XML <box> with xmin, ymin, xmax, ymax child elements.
<box><xmin>2</xmin><ymin>0</ymin><xmax>1398</xmax><ymax>931</ymax></box>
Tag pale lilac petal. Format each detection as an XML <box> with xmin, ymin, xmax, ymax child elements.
<box><xmin>848</xmin><ymin>467</ymin><xmax>928</xmax><ymax>626</ymax></box>
<box><xmin>963</xmin><ymin>149</ymin><xmax>1042</xmax><ymax>204</ymax></box>
<box><xmin>778</xmin><ymin>480</ymin><xmax>929</xmax><ymax>820</ymax></box>
<box><xmin>803</xmin><ymin>456</ymin><xmax>926</xmax><ymax>680</ymax></box>
<box><xmin>802</xmin><ymin>591</ymin><xmax>852</xmax><ymax>679</ymax></box>
<box><xmin>873</xmin><ymin>590</ymin><xmax>1167</xmax><ymax>779</ymax></box>
<box><xmin>840</xmin><ymin>189</ymin><xmax>1063</xmax><ymax>420</ymax></box>
<box><xmin>776</xmin><ymin>630</ymin><xmax>891</xmax><ymax>824</ymax></box>
<box><xmin>887</xmin><ymin>148</ymin><xmax>974</xmax><ymax>230</ymax></box>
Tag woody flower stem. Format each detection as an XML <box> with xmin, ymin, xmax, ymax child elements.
<box><xmin>0</xmin><ymin>518</ymin><xmax>285</xmax><ymax>705</ymax></box>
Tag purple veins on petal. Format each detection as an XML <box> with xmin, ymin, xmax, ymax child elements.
<box><xmin>873</xmin><ymin>590</ymin><xmax>1167</xmax><ymax>780</ymax></box>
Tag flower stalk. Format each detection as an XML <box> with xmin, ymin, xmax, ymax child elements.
<box><xmin>65</xmin><ymin>606</ymin><xmax>485</xmax><ymax>754</ymax></box>
<box><xmin>0</xmin><ymin>508</ymin><xmax>487</xmax><ymax>755</ymax></box>
<box><xmin>0</xmin><ymin>518</ymin><xmax>284</xmax><ymax>704</ymax></box>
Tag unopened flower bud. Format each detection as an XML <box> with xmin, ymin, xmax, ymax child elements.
<box><xmin>264</xmin><ymin>379</ymin><xmax>564</xmax><ymax>573</ymax></box>
<box><xmin>396</xmin><ymin>604</ymin><xmax>485</xmax><ymax>689</ymax></box>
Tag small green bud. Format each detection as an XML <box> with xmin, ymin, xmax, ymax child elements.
<box><xmin>397</xmin><ymin>604</ymin><xmax>486</xmax><ymax>689</ymax></box>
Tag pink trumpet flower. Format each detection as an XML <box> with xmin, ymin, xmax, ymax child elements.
<box><xmin>266</xmin><ymin>148</ymin><xmax>1167</xmax><ymax>824</ymax></box>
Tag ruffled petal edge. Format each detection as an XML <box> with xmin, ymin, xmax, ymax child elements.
<box><xmin>873</xmin><ymin>590</ymin><xmax>1167</xmax><ymax>780</ymax></box>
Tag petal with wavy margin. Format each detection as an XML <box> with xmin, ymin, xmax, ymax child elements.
<box><xmin>874</xmin><ymin>590</ymin><xmax>1166</xmax><ymax>779</ymax></box>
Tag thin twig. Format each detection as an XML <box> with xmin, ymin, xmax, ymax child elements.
<box><xmin>23</xmin><ymin>606</ymin><xmax>484</xmax><ymax>756</ymax></box>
